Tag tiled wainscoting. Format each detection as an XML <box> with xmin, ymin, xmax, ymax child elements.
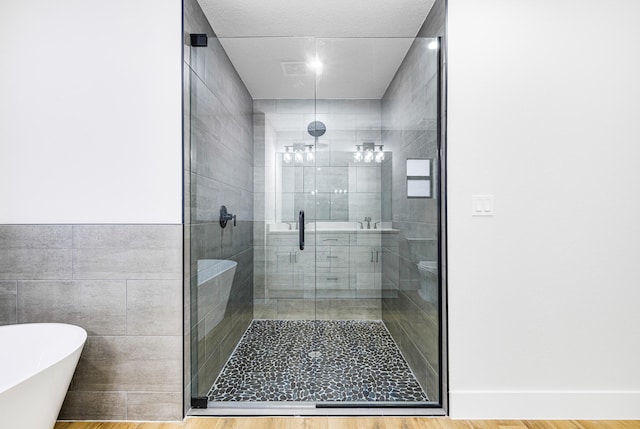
<box><xmin>0</xmin><ymin>224</ymin><xmax>183</xmax><ymax>420</ymax></box>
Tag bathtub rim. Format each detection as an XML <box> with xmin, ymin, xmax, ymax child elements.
<box><xmin>0</xmin><ymin>322</ymin><xmax>87</xmax><ymax>395</ymax></box>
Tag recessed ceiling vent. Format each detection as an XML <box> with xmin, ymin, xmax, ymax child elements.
<box><xmin>281</xmin><ymin>61</ymin><xmax>309</xmax><ymax>76</ymax></box>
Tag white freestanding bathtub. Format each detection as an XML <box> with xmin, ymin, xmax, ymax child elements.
<box><xmin>0</xmin><ymin>323</ymin><xmax>87</xmax><ymax>429</ymax></box>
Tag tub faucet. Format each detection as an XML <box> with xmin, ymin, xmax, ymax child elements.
<box><xmin>364</xmin><ymin>216</ymin><xmax>371</xmax><ymax>229</ymax></box>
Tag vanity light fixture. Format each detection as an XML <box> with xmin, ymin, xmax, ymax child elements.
<box><xmin>353</xmin><ymin>146</ymin><xmax>363</xmax><ymax>162</ymax></box>
<box><xmin>364</xmin><ymin>151</ymin><xmax>374</xmax><ymax>163</ymax></box>
<box><xmin>283</xmin><ymin>147</ymin><xmax>292</xmax><ymax>164</ymax></box>
<box><xmin>283</xmin><ymin>143</ymin><xmax>314</xmax><ymax>164</ymax></box>
<box><xmin>354</xmin><ymin>142</ymin><xmax>384</xmax><ymax>163</ymax></box>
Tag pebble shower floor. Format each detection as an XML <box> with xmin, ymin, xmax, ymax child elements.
<box><xmin>208</xmin><ymin>320</ymin><xmax>428</xmax><ymax>402</ymax></box>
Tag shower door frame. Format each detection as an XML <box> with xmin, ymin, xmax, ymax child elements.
<box><xmin>187</xmin><ymin>33</ymin><xmax>448</xmax><ymax>416</ymax></box>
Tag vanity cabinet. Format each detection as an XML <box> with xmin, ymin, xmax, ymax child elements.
<box><xmin>265</xmin><ymin>230</ymin><xmax>386</xmax><ymax>301</ymax></box>
<box><xmin>263</xmin><ymin>227</ymin><xmax>398</xmax><ymax>319</ymax></box>
<box><xmin>350</xmin><ymin>232</ymin><xmax>382</xmax><ymax>298</ymax></box>
<box><xmin>266</xmin><ymin>233</ymin><xmax>312</xmax><ymax>300</ymax></box>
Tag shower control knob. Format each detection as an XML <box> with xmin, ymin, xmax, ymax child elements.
<box><xmin>219</xmin><ymin>205</ymin><xmax>236</xmax><ymax>228</ymax></box>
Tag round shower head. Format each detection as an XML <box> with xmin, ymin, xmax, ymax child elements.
<box><xmin>307</xmin><ymin>121</ymin><xmax>326</xmax><ymax>138</ymax></box>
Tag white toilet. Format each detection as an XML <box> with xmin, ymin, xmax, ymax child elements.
<box><xmin>416</xmin><ymin>261</ymin><xmax>438</xmax><ymax>303</ymax></box>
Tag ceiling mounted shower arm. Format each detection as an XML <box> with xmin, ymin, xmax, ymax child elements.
<box><xmin>219</xmin><ymin>205</ymin><xmax>236</xmax><ymax>228</ymax></box>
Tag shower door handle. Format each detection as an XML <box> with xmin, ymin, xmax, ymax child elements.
<box><xmin>299</xmin><ymin>210</ymin><xmax>305</xmax><ymax>251</ymax></box>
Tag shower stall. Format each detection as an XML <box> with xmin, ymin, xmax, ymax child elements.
<box><xmin>184</xmin><ymin>0</ymin><xmax>446</xmax><ymax>415</ymax></box>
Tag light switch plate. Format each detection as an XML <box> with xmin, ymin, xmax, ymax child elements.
<box><xmin>472</xmin><ymin>195</ymin><xmax>494</xmax><ymax>216</ymax></box>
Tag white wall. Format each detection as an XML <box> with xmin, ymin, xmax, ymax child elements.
<box><xmin>0</xmin><ymin>0</ymin><xmax>182</xmax><ymax>224</ymax></box>
<box><xmin>448</xmin><ymin>0</ymin><xmax>640</xmax><ymax>418</ymax></box>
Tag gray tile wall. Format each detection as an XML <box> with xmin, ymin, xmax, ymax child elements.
<box><xmin>380</xmin><ymin>9</ymin><xmax>442</xmax><ymax>402</ymax></box>
<box><xmin>184</xmin><ymin>0</ymin><xmax>254</xmax><ymax>401</ymax></box>
<box><xmin>0</xmin><ymin>224</ymin><xmax>183</xmax><ymax>421</ymax></box>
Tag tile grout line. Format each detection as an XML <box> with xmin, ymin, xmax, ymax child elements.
<box><xmin>14</xmin><ymin>279</ymin><xmax>18</xmax><ymax>324</ymax></box>
<box><xmin>125</xmin><ymin>278</ymin><xmax>128</xmax><ymax>337</ymax></box>
<box><xmin>71</xmin><ymin>224</ymin><xmax>75</xmax><ymax>281</ymax></box>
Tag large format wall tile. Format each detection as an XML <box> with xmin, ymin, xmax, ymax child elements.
<box><xmin>1</xmin><ymin>223</ymin><xmax>183</xmax><ymax>420</ymax></box>
<box><xmin>127</xmin><ymin>392</ymin><xmax>183</xmax><ymax>421</ymax></box>
<box><xmin>126</xmin><ymin>279</ymin><xmax>182</xmax><ymax>336</ymax></box>
<box><xmin>0</xmin><ymin>280</ymin><xmax>16</xmax><ymax>325</ymax></box>
<box><xmin>74</xmin><ymin>335</ymin><xmax>182</xmax><ymax>392</ymax></box>
<box><xmin>73</xmin><ymin>225</ymin><xmax>181</xmax><ymax>249</ymax></box>
<box><xmin>72</xmin><ymin>247</ymin><xmax>181</xmax><ymax>280</ymax></box>
<box><xmin>0</xmin><ymin>225</ymin><xmax>72</xmax><ymax>248</ymax></box>
<box><xmin>59</xmin><ymin>391</ymin><xmax>127</xmax><ymax>420</ymax></box>
<box><xmin>72</xmin><ymin>225</ymin><xmax>181</xmax><ymax>280</ymax></box>
<box><xmin>191</xmin><ymin>174</ymin><xmax>253</xmax><ymax>225</ymax></box>
<box><xmin>0</xmin><ymin>248</ymin><xmax>72</xmax><ymax>280</ymax></box>
<box><xmin>17</xmin><ymin>280</ymin><xmax>126</xmax><ymax>336</ymax></box>
<box><xmin>0</xmin><ymin>210</ymin><xmax>72</xmax><ymax>280</ymax></box>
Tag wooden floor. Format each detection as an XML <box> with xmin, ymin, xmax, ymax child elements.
<box><xmin>54</xmin><ymin>418</ymin><xmax>640</xmax><ymax>429</ymax></box>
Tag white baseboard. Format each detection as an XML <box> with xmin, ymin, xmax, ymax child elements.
<box><xmin>449</xmin><ymin>391</ymin><xmax>640</xmax><ymax>419</ymax></box>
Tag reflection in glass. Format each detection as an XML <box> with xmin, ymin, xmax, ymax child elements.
<box><xmin>188</xmin><ymin>31</ymin><xmax>444</xmax><ymax>411</ymax></box>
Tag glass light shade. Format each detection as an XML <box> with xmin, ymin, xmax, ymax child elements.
<box><xmin>364</xmin><ymin>151</ymin><xmax>374</xmax><ymax>163</ymax></box>
<box><xmin>283</xmin><ymin>152</ymin><xmax>292</xmax><ymax>163</ymax></box>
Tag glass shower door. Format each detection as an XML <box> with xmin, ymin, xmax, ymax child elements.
<box><xmin>244</xmin><ymin>36</ymin><xmax>320</xmax><ymax>402</ymax></box>
<box><xmin>308</xmin><ymin>36</ymin><xmax>442</xmax><ymax>407</ymax></box>
<box><xmin>188</xmin><ymin>30</ymin><xmax>445</xmax><ymax>411</ymax></box>
<box><xmin>270</xmin><ymin>140</ymin><xmax>317</xmax><ymax>319</ymax></box>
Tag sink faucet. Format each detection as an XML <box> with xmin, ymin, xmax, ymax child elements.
<box><xmin>357</xmin><ymin>221</ymin><xmax>364</xmax><ymax>229</ymax></box>
<box><xmin>364</xmin><ymin>216</ymin><xmax>371</xmax><ymax>229</ymax></box>
<box><xmin>374</xmin><ymin>221</ymin><xmax>381</xmax><ymax>229</ymax></box>
<box><xmin>284</xmin><ymin>222</ymin><xmax>293</xmax><ymax>230</ymax></box>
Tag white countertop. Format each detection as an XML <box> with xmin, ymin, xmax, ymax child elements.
<box><xmin>267</xmin><ymin>222</ymin><xmax>398</xmax><ymax>234</ymax></box>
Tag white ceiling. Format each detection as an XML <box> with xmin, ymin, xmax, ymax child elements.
<box><xmin>197</xmin><ymin>0</ymin><xmax>436</xmax><ymax>99</ymax></box>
